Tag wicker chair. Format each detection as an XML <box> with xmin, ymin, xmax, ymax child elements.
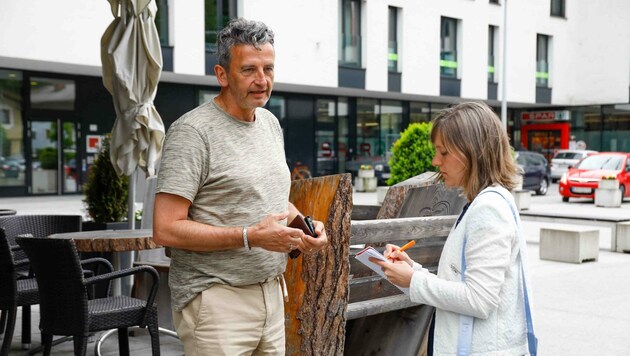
<box><xmin>16</xmin><ymin>236</ymin><xmax>161</xmax><ymax>356</ymax></box>
<box><xmin>0</xmin><ymin>214</ymin><xmax>83</xmax><ymax>349</ymax></box>
<box><xmin>0</xmin><ymin>228</ymin><xmax>39</xmax><ymax>356</ymax></box>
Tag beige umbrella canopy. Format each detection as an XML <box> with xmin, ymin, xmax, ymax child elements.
<box><xmin>101</xmin><ymin>0</ymin><xmax>164</xmax><ymax>177</ymax></box>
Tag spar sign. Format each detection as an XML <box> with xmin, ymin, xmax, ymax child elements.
<box><xmin>521</xmin><ymin>110</ymin><xmax>570</xmax><ymax>122</ymax></box>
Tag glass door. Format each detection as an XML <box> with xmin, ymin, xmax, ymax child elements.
<box><xmin>30</xmin><ymin>118</ymin><xmax>79</xmax><ymax>194</ymax></box>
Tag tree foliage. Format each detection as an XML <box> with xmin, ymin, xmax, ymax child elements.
<box><xmin>82</xmin><ymin>135</ymin><xmax>128</xmax><ymax>223</ymax></box>
<box><xmin>387</xmin><ymin>122</ymin><xmax>436</xmax><ymax>186</ymax></box>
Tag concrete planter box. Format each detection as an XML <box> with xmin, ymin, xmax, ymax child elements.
<box><xmin>512</xmin><ymin>190</ymin><xmax>532</xmax><ymax>210</ymax></box>
<box><xmin>598</xmin><ymin>179</ymin><xmax>619</xmax><ymax>190</ymax></box>
<box><xmin>616</xmin><ymin>222</ymin><xmax>630</xmax><ymax>253</ymax></box>
<box><xmin>595</xmin><ymin>188</ymin><xmax>622</xmax><ymax>208</ymax></box>
<box><xmin>540</xmin><ymin>226</ymin><xmax>599</xmax><ymax>263</ymax></box>
<box><xmin>358</xmin><ymin>169</ymin><xmax>375</xmax><ymax>178</ymax></box>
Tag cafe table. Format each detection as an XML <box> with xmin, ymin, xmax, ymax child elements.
<box><xmin>48</xmin><ymin>228</ymin><xmax>158</xmax><ymax>296</ymax></box>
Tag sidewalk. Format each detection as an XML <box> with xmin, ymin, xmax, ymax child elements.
<box><xmin>2</xmin><ymin>186</ymin><xmax>630</xmax><ymax>355</ymax></box>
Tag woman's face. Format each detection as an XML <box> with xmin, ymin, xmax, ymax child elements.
<box><xmin>432</xmin><ymin>135</ymin><xmax>467</xmax><ymax>188</ymax></box>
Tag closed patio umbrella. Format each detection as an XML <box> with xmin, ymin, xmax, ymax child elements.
<box><xmin>101</xmin><ymin>0</ymin><xmax>164</xmax><ymax>180</ymax></box>
<box><xmin>100</xmin><ymin>0</ymin><xmax>164</xmax><ymax>295</ymax></box>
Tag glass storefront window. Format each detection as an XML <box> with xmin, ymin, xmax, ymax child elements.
<box><xmin>267</xmin><ymin>96</ymin><xmax>286</xmax><ymax>129</ymax></box>
<box><xmin>337</xmin><ymin>98</ymin><xmax>349</xmax><ymax>173</ymax></box>
<box><xmin>0</xmin><ymin>70</ymin><xmax>25</xmax><ymax>187</ymax></box>
<box><xmin>410</xmin><ymin>102</ymin><xmax>430</xmax><ymax>123</ymax></box>
<box><xmin>30</xmin><ymin>77</ymin><xmax>75</xmax><ymax>111</ymax></box>
<box><xmin>356</xmin><ymin>98</ymin><xmax>379</xmax><ymax>157</ymax></box>
<box><xmin>315</xmin><ymin>99</ymin><xmax>336</xmax><ymax>176</ymax></box>
<box><xmin>380</xmin><ymin>100</ymin><xmax>403</xmax><ymax>160</ymax></box>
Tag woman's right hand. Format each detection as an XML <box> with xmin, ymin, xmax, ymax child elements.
<box><xmin>383</xmin><ymin>243</ymin><xmax>414</xmax><ymax>267</ymax></box>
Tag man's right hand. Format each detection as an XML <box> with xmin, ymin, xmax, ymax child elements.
<box><xmin>248</xmin><ymin>212</ymin><xmax>305</xmax><ymax>253</ymax></box>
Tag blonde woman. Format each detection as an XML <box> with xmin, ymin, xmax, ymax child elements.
<box><xmin>372</xmin><ymin>102</ymin><xmax>537</xmax><ymax>355</ymax></box>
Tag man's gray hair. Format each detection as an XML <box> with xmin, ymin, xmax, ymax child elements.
<box><xmin>216</xmin><ymin>18</ymin><xmax>275</xmax><ymax>71</ymax></box>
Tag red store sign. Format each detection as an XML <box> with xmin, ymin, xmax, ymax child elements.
<box><xmin>521</xmin><ymin>110</ymin><xmax>570</xmax><ymax>122</ymax></box>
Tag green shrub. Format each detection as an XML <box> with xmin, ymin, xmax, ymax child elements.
<box><xmin>387</xmin><ymin>122</ymin><xmax>436</xmax><ymax>186</ymax></box>
<box><xmin>82</xmin><ymin>135</ymin><xmax>128</xmax><ymax>223</ymax></box>
<box><xmin>39</xmin><ymin>147</ymin><xmax>58</xmax><ymax>169</ymax></box>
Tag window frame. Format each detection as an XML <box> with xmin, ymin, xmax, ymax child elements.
<box><xmin>339</xmin><ymin>0</ymin><xmax>362</xmax><ymax>68</ymax></box>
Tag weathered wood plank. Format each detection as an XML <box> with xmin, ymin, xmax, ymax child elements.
<box><xmin>350</xmin><ymin>215</ymin><xmax>457</xmax><ymax>245</ymax></box>
<box><xmin>346</xmin><ymin>294</ymin><xmax>420</xmax><ymax>320</ymax></box>
<box><xmin>351</xmin><ymin>205</ymin><xmax>380</xmax><ymax>221</ymax></box>
<box><xmin>376</xmin><ymin>171</ymin><xmax>438</xmax><ymax>219</ymax></box>
<box><xmin>285</xmin><ymin>173</ymin><xmax>352</xmax><ymax>356</ymax></box>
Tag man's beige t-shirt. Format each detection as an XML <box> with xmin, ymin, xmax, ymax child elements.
<box><xmin>156</xmin><ymin>98</ymin><xmax>291</xmax><ymax>311</ymax></box>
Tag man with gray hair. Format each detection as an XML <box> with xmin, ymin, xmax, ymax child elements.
<box><xmin>153</xmin><ymin>18</ymin><xmax>328</xmax><ymax>355</ymax></box>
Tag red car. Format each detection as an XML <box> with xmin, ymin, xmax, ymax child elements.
<box><xmin>559</xmin><ymin>152</ymin><xmax>630</xmax><ymax>202</ymax></box>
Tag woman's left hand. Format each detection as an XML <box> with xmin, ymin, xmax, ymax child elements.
<box><xmin>369</xmin><ymin>257</ymin><xmax>414</xmax><ymax>288</ymax></box>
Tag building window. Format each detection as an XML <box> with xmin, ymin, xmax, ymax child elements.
<box><xmin>30</xmin><ymin>77</ymin><xmax>75</xmax><ymax>111</ymax></box>
<box><xmin>550</xmin><ymin>0</ymin><xmax>565</xmax><ymax>17</ymax></box>
<box><xmin>410</xmin><ymin>102</ymin><xmax>430</xmax><ymax>123</ymax></box>
<box><xmin>440</xmin><ymin>17</ymin><xmax>459</xmax><ymax>78</ymax></box>
<box><xmin>388</xmin><ymin>7</ymin><xmax>399</xmax><ymax>73</ymax></box>
<box><xmin>205</xmin><ymin>0</ymin><xmax>237</xmax><ymax>53</ymax></box>
<box><xmin>339</xmin><ymin>0</ymin><xmax>362</xmax><ymax>67</ymax></box>
<box><xmin>536</xmin><ymin>34</ymin><xmax>550</xmax><ymax>87</ymax></box>
<box><xmin>155</xmin><ymin>0</ymin><xmax>169</xmax><ymax>46</ymax></box>
<box><xmin>488</xmin><ymin>25</ymin><xmax>498</xmax><ymax>83</ymax></box>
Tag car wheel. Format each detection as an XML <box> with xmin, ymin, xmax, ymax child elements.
<box><xmin>562</xmin><ymin>196</ymin><xmax>569</xmax><ymax>202</ymax></box>
<box><xmin>621</xmin><ymin>185</ymin><xmax>626</xmax><ymax>202</ymax></box>
<box><xmin>535</xmin><ymin>177</ymin><xmax>549</xmax><ymax>195</ymax></box>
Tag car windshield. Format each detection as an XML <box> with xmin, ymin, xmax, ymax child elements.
<box><xmin>576</xmin><ymin>155</ymin><xmax>623</xmax><ymax>170</ymax></box>
<box><xmin>554</xmin><ymin>152</ymin><xmax>582</xmax><ymax>160</ymax></box>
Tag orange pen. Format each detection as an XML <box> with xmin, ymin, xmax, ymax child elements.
<box><xmin>388</xmin><ymin>240</ymin><xmax>415</xmax><ymax>261</ymax></box>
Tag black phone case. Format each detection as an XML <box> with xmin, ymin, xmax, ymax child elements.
<box><xmin>288</xmin><ymin>215</ymin><xmax>317</xmax><ymax>259</ymax></box>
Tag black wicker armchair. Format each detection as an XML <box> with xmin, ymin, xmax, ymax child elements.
<box><xmin>0</xmin><ymin>214</ymin><xmax>83</xmax><ymax>350</ymax></box>
<box><xmin>0</xmin><ymin>228</ymin><xmax>38</xmax><ymax>356</ymax></box>
<box><xmin>16</xmin><ymin>236</ymin><xmax>161</xmax><ymax>356</ymax></box>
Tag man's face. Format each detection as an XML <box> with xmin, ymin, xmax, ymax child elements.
<box><xmin>223</xmin><ymin>43</ymin><xmax>275</xmax><ymax>111</ymax></box>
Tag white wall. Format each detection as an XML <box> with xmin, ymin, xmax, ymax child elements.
<box><xmin>241</xmin><ymin>0</ymin><xmax>338</xmax><ymax>87</ymax></box>
<box><xmin>1</xmin><ymin>0</ymin><xmax>628</xmax><ymax>106</ymax></box>
<box><xmin>0</xmin><ymin>0</ymin><xmax>111</xmax><ymax>66</ymax></box>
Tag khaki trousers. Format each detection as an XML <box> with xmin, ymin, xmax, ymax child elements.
<box><xmin>173</xmin><ymin>278</ymin><xmax>285</xmax><ymax>356</ymax></box>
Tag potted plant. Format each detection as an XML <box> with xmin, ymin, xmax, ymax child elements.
<box><xmin>82</xmin><ymin>134</ymin><xmax>130</xmax><ymax>231</ymax></box>
<box><xmin>598</xmin><ymin>175</ymin><xmax>619</xmax><ymax>190</ymax></box>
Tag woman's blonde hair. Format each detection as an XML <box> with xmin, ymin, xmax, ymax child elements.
<box><xmin>430</xmin><ymin>102</ymin><xmax>519</xmax><ymax>201</ymax></box>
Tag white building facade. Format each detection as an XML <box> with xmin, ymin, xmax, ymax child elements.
<box><xmin>0</xmin><ymin>0</ymin><xmax>629</xmax><ymax>196</ymax></box>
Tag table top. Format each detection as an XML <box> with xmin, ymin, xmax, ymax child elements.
<box><xmin>48</xmin><ymin>228</ymin><xmax>160</xmax><ymax>252</ymax></box>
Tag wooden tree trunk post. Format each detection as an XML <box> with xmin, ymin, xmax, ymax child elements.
<box><xmin>285</xmin><ymin>173</ymin><xmax>353</xmax><ymax>355</ymax></box>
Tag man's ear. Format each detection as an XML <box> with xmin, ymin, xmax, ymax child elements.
<box><xmin>214</xmin><ymin>64</ymin><xmax>228</xmax><ymax>87</ymax></box>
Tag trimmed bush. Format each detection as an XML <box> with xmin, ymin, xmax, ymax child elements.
<box><xmin>387</xmin><ymin>122</ymin><xmax>436</xmax><ymax>186</ymax></box>
<box><xmin>82</xmin><ymin>135</ymin><xmax>128</xmax><ymax>223</ymax></box>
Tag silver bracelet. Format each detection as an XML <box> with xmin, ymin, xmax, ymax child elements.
<box><xmin>243</xmin><ymin>225</ymin><xmax>250</xmax><ymax>250</ymax></box>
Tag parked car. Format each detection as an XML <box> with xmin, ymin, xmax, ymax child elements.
<box><xmin>550</xmin><ymin>149</ymin><xmax>598</xmax><ymax>182</ymax></box>
<box><xmin>515</xmin><ymin>150</ymin><xmax>551</xmax><ymax>195</ymax></box>
<box><xmin>0</xmin><ymin>157</ymin><xmax>21</xmax><ymax>178</ymax></box>
<box><xmin>558</xmin><ymin>152</ymin><xmax>630</xmax><ymax>202</ymax></box>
